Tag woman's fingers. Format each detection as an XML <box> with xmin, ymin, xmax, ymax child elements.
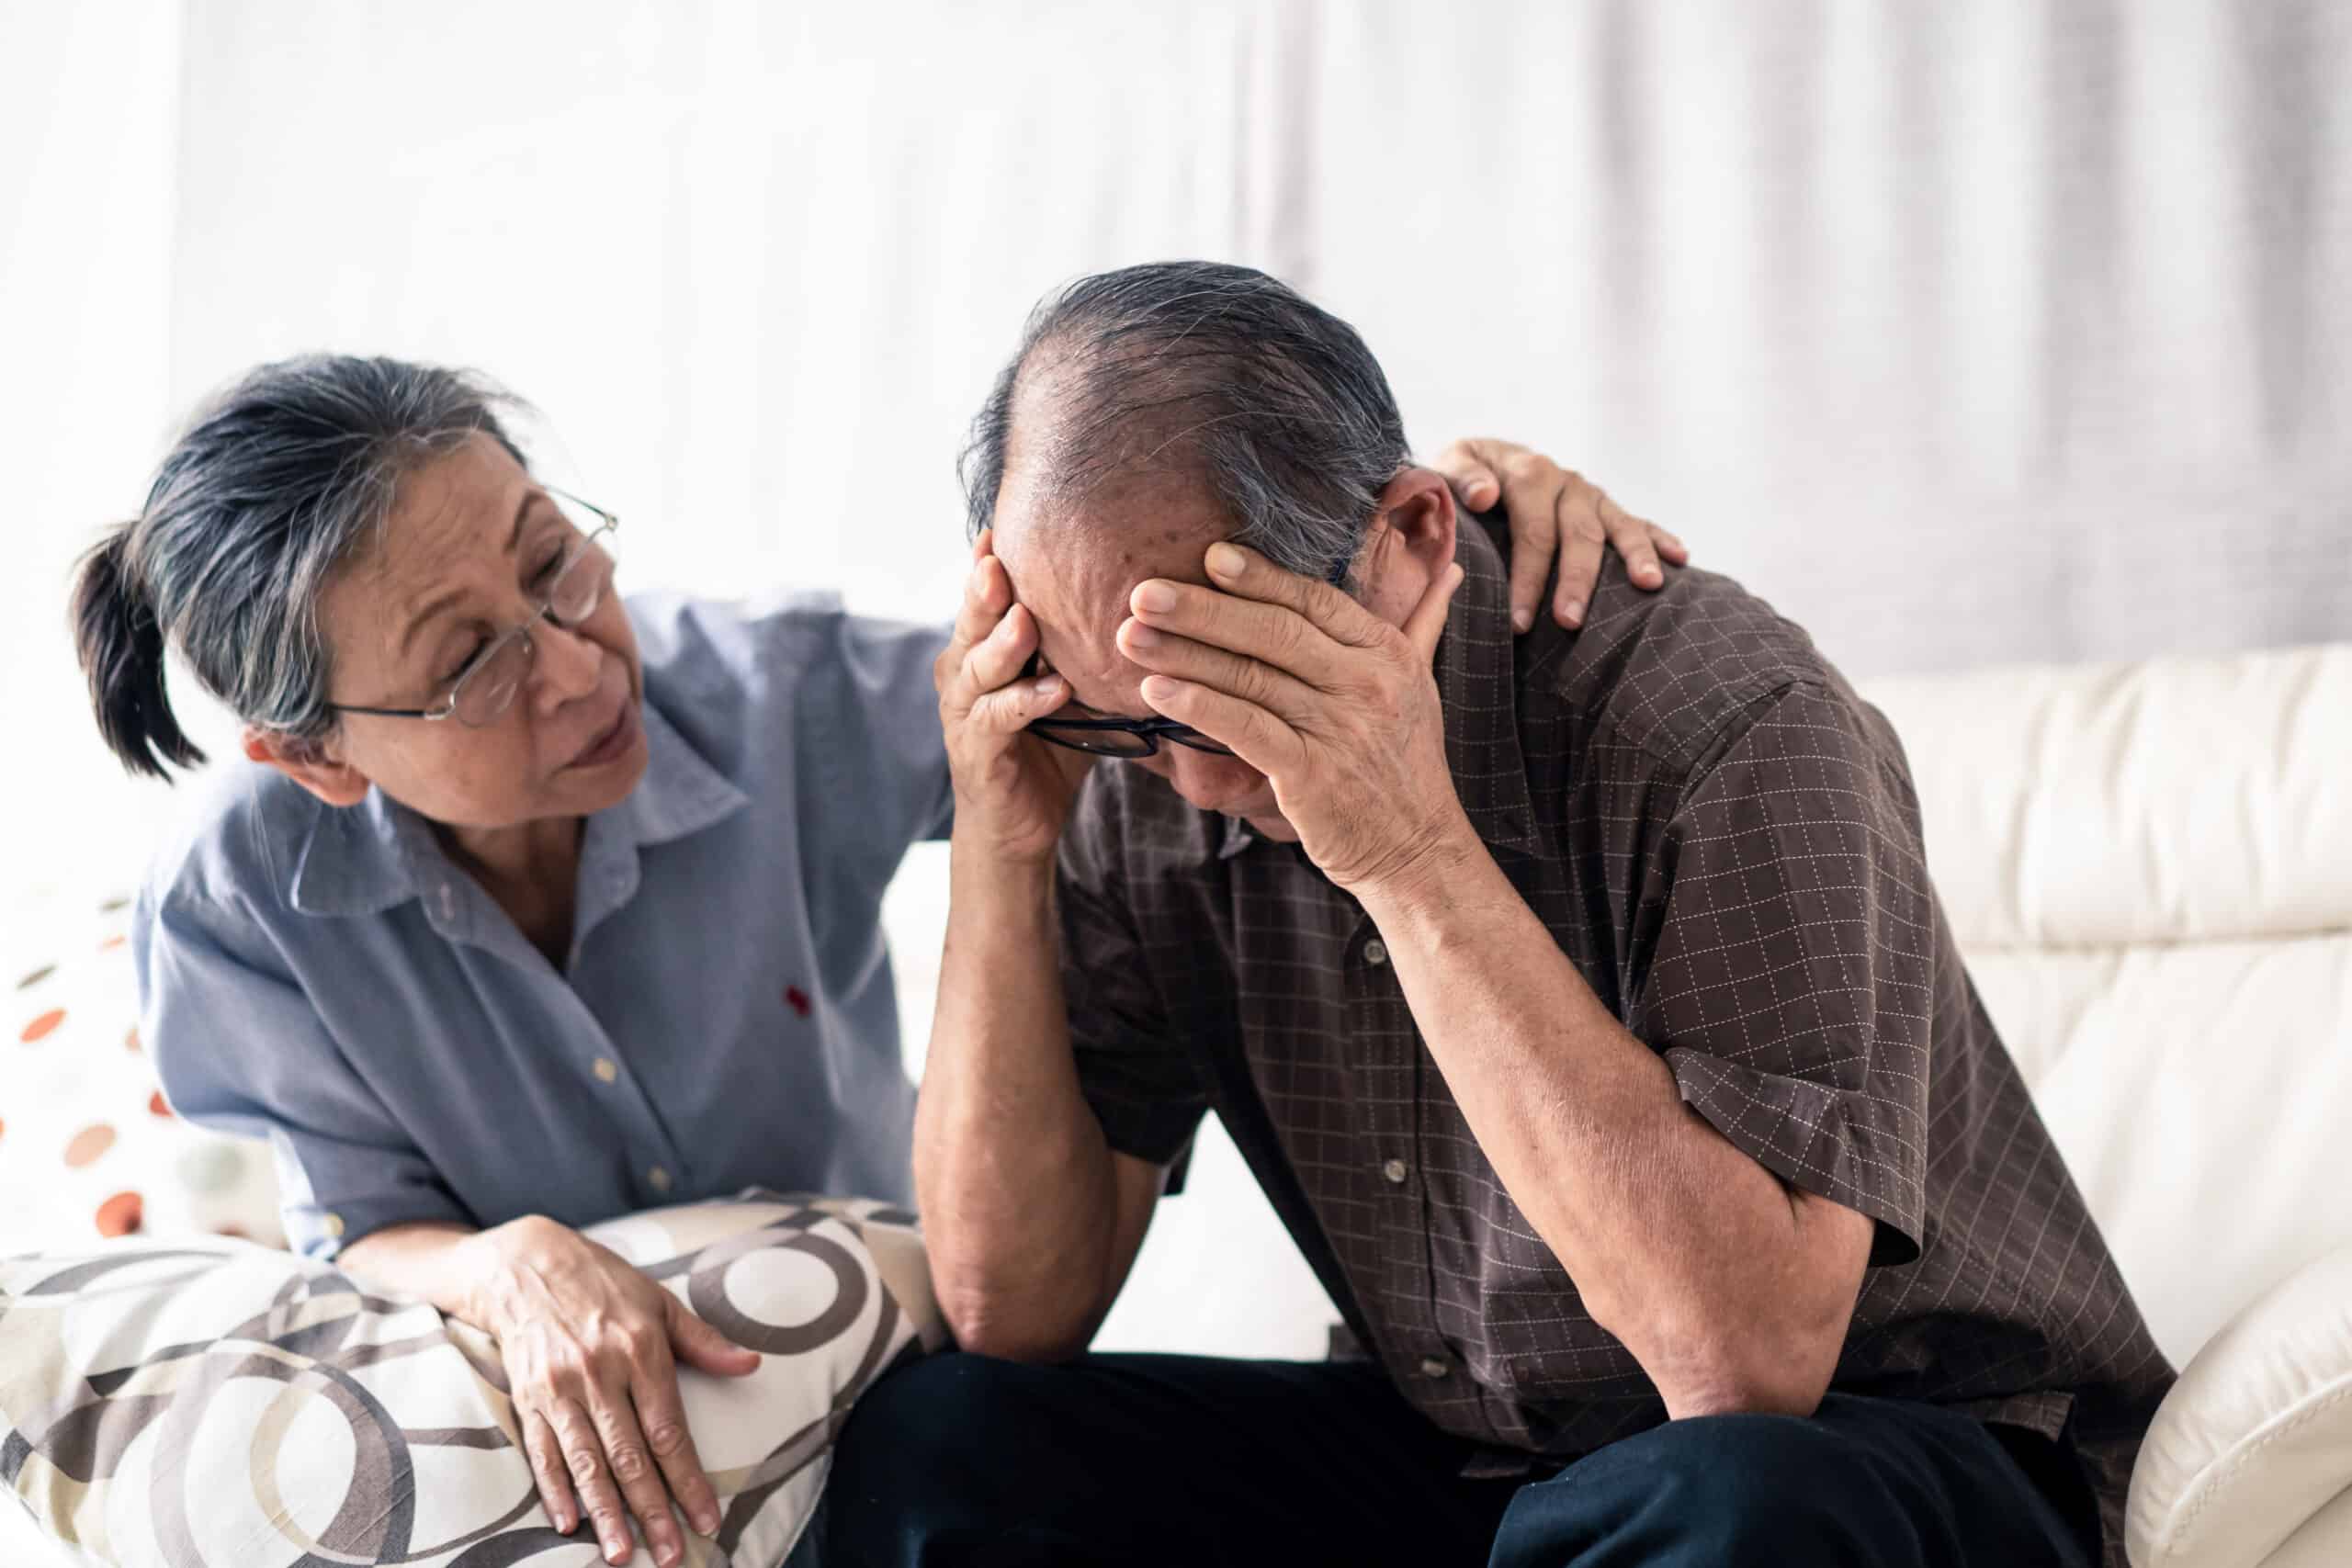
<box><xmin>1593</xmin><ymin>490</ymin><xmax>1665</xmax><ymax>593</ymax></box>
<box><xmin>632</xmin><ymin>1355</ymin><xmax>721</xmax><ymax>1540</ymax></box>
<box><xmin>1546</xmin><ymin>470</ymin><xmax>1611</xmax><ymax>629</ymax></box>
<box><xmin>547</xmin><ymin>1394</ymin><xmax>636</xmax><ymax>1563</ymax></box>
<box><xmin>665</xmin><ymin>1292</ymin><xmax>759</xmax><ymax>1378</ymax></box>
<box><xmin>1647</xmin><ymin>521</ymin><xmax>1689</xmax><ymax>565</ymax></box>
<box><xmin>521</xmin><ymin>1404</ymin><xmax>580</xmax><ymax>1536</ymax></box>
<box><xmin>588</xmin><ymin>1366</ymin><xmax>684</xmax><ymax>1567</ymax></box>
<box><xmin>1429</xmin><ymin>436</ymin><xmax>1507</xmax><ymax>513</ymax></box>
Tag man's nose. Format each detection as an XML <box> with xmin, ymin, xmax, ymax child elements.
<box><xmin>1165</xmin><ymin>750</ymin><xmax>1261</xmax><ymax>812</ymax></box>
<box><xmin>529</xmin><ymin>619</ymin><xmax>604</xmax><ymax>709</ymax></box>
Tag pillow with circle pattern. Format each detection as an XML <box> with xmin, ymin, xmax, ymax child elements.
<box><xmin>5</xmin><ymin>890</ymin><xmax>282</xmax><ymax>1254</ymax></box>
<box><xmin>0</xmin><ymin>1191</ymin><xmax>941</xmax><ymax>1567</ymax></box>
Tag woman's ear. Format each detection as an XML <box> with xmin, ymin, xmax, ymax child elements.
<box><xmin>243</xmin><ymin>726</ymin><xmax>370</xmax><ymax>807</ymax></box>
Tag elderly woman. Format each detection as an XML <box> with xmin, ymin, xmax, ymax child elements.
<box><xmin>70</xmin><ymin>354</ymin><xmax>1684</xmax><ymax>1567</ymax></box>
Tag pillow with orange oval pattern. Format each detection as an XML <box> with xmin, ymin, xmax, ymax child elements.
<box><xmin>4</xmin><ymin>890</ymin><xmax>282</xmax><ymax>1255</ymax></box>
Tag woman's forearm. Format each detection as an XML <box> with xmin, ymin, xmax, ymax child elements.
<box><xmin>336</xmin><ymin>1219</ymin><xmax>503</xmax><ymax>1324</ymax></box>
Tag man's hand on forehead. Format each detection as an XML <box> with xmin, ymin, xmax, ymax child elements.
<box><xmin>1117</xmin><ymin>540</ymin><xmax>1471</xmax><ymax>895</ymax></box>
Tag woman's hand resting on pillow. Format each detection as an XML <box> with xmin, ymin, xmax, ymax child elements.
<box><xmin>341</xmin><ymin>1214</ymin><xmax>758</xmax><ymax>1567</ymax></box>
<box><xmin>466</xmin><ymin>1215</ymin><xmax>760</xmax><ymax>1566</ymax></box>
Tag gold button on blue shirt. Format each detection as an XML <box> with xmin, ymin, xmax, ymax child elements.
<box><xmin>134</xmin><ymin>594</ymin><xmax>953</xmax><ymax>1259</ymax></box>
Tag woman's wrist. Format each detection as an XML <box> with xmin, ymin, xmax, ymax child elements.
<box><xmin>457</xmin><ymin>1214</ymin><xmax>554</xmax><ymax>1330</ymax></box>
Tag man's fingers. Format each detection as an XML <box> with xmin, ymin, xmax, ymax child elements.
<box><xmin>1201</xmin><ymin>542</ymin><xmax>1386</xmax><ymax>647</ymax></box>
<box><xmin>948</xmin><ymin>550</ymin><xmax>1015</xmax><ymax>658</ymax></box>
<box><xmin>960</xmin><ymin>599</ymin><xmax>1038</xmax><ymax>696</ymax></box>
<box><xmin>1117</xmin><ymin>619</ymin><xmax>1322</xmax><ymax>726</ymax></box>
<box><xmin>1648</xmin><ymin>522</ymin><xmax>1689</xmax><ymax>565</ymax></box>
<box><xmin>966</xmin><ymin>676</ymin><xmax>1068</xmax><ymax>733</ymax></box>
<box><xmin>1138</xmin><ymin>677</ymin><xmax>1305</xmax><ymax>779</ymax></box>
<box><xmin>1597</xmin><ymin>491</ymin><xmax>1665</xmax><ymax>592</ymax></box>
<box><xmin>1430</xmin><ymin>437</ymin><xmax>1505</xmax><ymax>513</ymax></box>
<box><xmin>521</xmin><ymin>1405</ymin><xmax>581</xmax><ymax>1536</ymax></box>
<box><xmin>1402</xmin><ymin>563</ymin><xmax>1466</xmax><ymax>666</ymax></box>
<box><xmin>548</xmin><ymin>1396</ymin><xmax>635</xmax><ymax>1564</ymax></box>
<box><xmin>632</xmin><ymin>1357</ymin><xmax>721</xmax><ymax>1540</ymax></box>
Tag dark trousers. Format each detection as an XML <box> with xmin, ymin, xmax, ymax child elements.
<box><xmin>815</xmin><ymin>1352</ymin><xmax>2100</xmax><ymax>1568</ymax></box>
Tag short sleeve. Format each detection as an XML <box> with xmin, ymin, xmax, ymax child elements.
<box><xmin>135</xmin><ymin>889</ymin><xmax>471</xmax><ymax>1258</ymax></box>
<box><xmin>1056</xmin><ymin>831</ymin><xmax>1210</xmax><ymax>1179</ymax></box>
<box><xmin>1630</xmin><ymin>682</ymin><xmax>1934</xmax><ymax>1266</ymax></box>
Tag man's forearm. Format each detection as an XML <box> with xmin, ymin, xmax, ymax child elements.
<box><xmin>1355</xmin><ymin>839</ymin><xmax>1864</xmax><ymax>1417</ymax></box>
<box><xmin>914</xmin><ymin>842</ymin><xmax>1124</xmax><ymax>1359</ymax></box>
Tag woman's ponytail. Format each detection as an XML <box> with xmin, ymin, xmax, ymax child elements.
<box><xmin>71</xmin><ymin>524</ymin><xmax>205</xmax><ymax>779</ymax></box>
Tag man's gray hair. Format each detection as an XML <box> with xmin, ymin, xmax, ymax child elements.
<box><xmin>72</xmin><ymin>354</ymin><xmax>529</xmax><ymax>778</ymax></box>
<box><xmin>960</xmin><ymin>261</ymin><xmax>1411</xmax><ymax>588</ymax></box>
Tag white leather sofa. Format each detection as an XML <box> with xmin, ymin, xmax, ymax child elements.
<box><xmin>1069</xmin><ymin>639</ymin><xmax>2352</xmax><ymax>1567</ymax></box>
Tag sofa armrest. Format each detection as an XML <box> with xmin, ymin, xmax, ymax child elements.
<box><xmin>2127</xmin><ymin>1242</ymin><xmax>2352</xmax><ymax>1566</ymax></box>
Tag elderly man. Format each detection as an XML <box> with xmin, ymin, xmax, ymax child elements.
<box><xmin>823</xmin><ymin>263</ymin><xmax>2172</xmax><ymax>1567</ymax></box>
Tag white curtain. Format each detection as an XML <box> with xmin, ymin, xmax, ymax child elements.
<box><xmin>6</xmin><ymin>0</ymin><xmax>2347</xmax><ymax>897</ymax></box>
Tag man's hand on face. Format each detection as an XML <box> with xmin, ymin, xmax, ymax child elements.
<box><xmin>933</xmin><ymin>528</ymin><xmax>1096</xmax><ymax>867</ymax></box>
<box><xmin>1119</xmin><ymin>542</ymin><xmax>1474</xmax><ymax>899</ymax></box>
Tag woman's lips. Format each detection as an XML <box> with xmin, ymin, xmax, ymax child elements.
<box><xmin>566</xmin><ymin>699</ymin><xmax>638</xmax><ymax>770</ymax></box>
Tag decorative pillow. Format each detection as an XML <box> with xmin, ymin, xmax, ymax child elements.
<box><xmin>5</xmin><ymin>891</ymin><xmax>282</xmax><ymax>1253</ymax></box>
<box><xmin>0</xmin><ymin>1192</ymin><xmax>941</xmax><ymax>1566</ymax></box>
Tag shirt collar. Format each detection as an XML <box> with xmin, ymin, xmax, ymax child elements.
<box><xmin>287</xmin><ymin>696</ymin><xmax>751</xmax><ymax>917</ymax></box>
<box><xmin>1216</xmin><ymin>514</ymin><xmax>1541</xmax><ymax>864</ymax></box>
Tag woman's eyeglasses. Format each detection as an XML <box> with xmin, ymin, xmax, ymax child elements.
<box><xmin>331</xmin><ymin>488</ymin><xmax>619</xmax><ymax>729</ymax></box>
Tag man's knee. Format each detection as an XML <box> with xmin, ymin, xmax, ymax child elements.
<box><xmin>1494</xmin><ymin>1411</ymin><xmax>1898</xmax><ymax>1568</ymax></box>
<box><xmin>825</xmin><ymin>1353</ymin><xmax>1066</xmax><ymax>1551</ymax></box>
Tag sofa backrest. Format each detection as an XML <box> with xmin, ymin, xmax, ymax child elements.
<box><xmin>1860</xmin><ymin>641</ymin><xmax>2352</xmax><ymax>1367</ymax></box>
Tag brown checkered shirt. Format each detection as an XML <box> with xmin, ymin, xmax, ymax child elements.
<box><xmin>1055</xmin><ymin>514</ymin><xmax>2173</xmax><ymax>1562</ymax></box>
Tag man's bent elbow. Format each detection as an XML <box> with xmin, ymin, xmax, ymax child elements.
<box><xmin>1653</xmin><ymin>1330</ymin><xmax>1843</xmax><ymax>1422</ymax></box>
<box><xmin>935</xmin><ymin>1284</ymin><xmax>1098</xmax><ymax>1366</ymax></box>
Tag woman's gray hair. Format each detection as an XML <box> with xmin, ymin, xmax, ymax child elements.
<box><xmin>71</xmin><ymin>354</ymin><xmax>529</xmax><ymax>779</ymax></box>
<box><xmin>959</xmin><ymin>261</ymin><xmax>1411</xmax><ymax>587</ymax></box>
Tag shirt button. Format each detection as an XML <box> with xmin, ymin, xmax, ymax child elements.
<box><xmin>1419</xmin><ymin>1356</ymin><xmax>1451</xmax><ymax>1380</ymax></box>
<box><xmin>648</xmin><ymin>1166</ymin><xmax>673</xmax><ymax>1194</ymax></box>
<box><xmin>593</xmin><ymin>1057</ymin><xmax>619</xmax><ymax>1084</ymax></box>
<box><xmin>322</xmin><ymin>1212</ymin><xmax>345</xmax><ymax>1240</ymax></box>
<box><xmin>1363</xmin><ymin>939</ymin><xmax>1389</xmax><ymax>966</ymax></box>
<box><xmin>1382</xmin><ymin>1158</ymin><xmax>1409</xmax><ymax>1185</ymax></box>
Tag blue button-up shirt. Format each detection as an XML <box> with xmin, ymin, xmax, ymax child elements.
<box><xmin>135</xmin><ymin>593</ymin><xmax>953</xmax><ymax>1258</ymax></box>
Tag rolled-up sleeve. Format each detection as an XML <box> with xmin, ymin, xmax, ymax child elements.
<box><xmin>1056</xmin><ymin>821</ymin><xmax>1210</xmax><ymax>1176</ymax></box>
<box><xmin>136</xmin><ymin>889</ymin><xmax>471</xmax><ymax>1258</ymax></box>
<box><xmin>1628</xmin><ymin>682</ymin><xmax>1934</xmax><ymax>1267</ymax></box>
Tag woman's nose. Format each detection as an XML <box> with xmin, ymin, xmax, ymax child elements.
<box><xmin>529</xmin><ymin>619</ymin><xmax>604</xmax><ymax>707</ymax></box>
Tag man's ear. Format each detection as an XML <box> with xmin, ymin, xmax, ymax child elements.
<box><xmin>1364</xmin><ymin>466</ymin><xmax>1460</xmax><ymax>606</ymax></box>
<box><xmin>243</xmin><ymin>726</ymin><xmax>371</xmax><ymax>808</ymax></box>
